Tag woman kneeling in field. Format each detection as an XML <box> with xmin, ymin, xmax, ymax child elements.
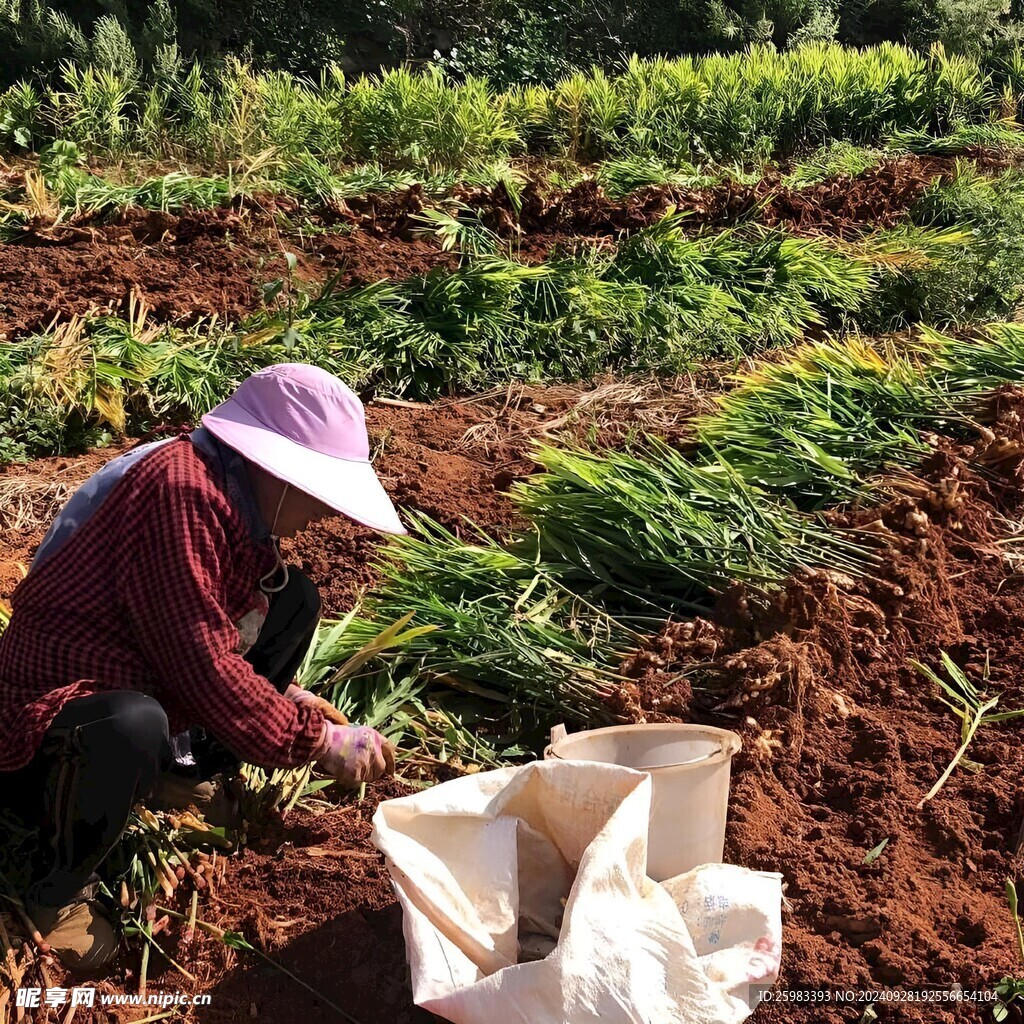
<box><xmin>0</xmin><ymin>364</ymin><xmax>401</xmax><ymax>969</ymax></box>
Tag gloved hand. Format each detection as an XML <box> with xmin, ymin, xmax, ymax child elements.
<box><xmin>315</xmin><ymin>722</ymin><xmax>396</xmax><ymax>787</ymax></box>
<box><xmin>285</xmin><ymin>682</ymin><xmax>350</xmax><ymax>726</ymax></box>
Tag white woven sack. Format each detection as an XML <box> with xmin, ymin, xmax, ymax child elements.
<box><xmin>371</xmin><ymin>760</ymin><xmax>782</xmax><ymax>1024</ymax></box>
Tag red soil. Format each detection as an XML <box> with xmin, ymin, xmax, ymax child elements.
<box><xmin>0</xmin><ymin>210</ymin><xmax>264</xmax><ymax>337</ymax></box>
<box><xmin>196</xmin><ymin>781</ymin><xmax>434</xmax><ymax>1024</ymax></box>
<box><xmin>616</xmin><ymin>439</ymin><xmax>1024</xmax><ymax>1022</ymax></box>
<box><xmin>18</xmin><ymin>782</ymin><xmax>432</xmax><ymax>1024</ymax></box>
<box><xmin>0</xmin><ymin>205</ymin><xmax>457</xmax><ymax>341</ymax></box>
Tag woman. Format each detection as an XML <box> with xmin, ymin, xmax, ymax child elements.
<box><xmin>0</xmin><ymin>363</ymin><xmax>401</xmax><ymax>970</ymax></box>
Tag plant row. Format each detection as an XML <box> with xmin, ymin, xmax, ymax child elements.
<box><xmin>3</xmin><ymin>44</ymin><xmax>1024</xmax><ymax>166</ymax></box>
<box><xmin>2</xmin><ymin>129</ymin><xmax>1019</xmax><ymax>224</ymax></box>
<box><xmin>8</xmin><ymin>163</ymin><xmax>1024</xmax><ymax>463</ymax></box>
<box><xmin>0</xmin><ymin>224</ymin><xmax>941</xmax><ymax>459</ymax></box>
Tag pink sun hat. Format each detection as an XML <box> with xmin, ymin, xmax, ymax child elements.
<box><xmin>202</xmin><ymin>363</ymin><xmax>406</xmax><ymax>535</ymax></box>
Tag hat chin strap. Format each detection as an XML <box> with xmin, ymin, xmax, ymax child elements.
<box><xmin>260</xmin><ymin>483</ymin><xmax>291</xmax><ymax>595</ymax></box>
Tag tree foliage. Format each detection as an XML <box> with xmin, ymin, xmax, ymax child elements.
<box><xmin>2</xmin><ymin>0</ymin><xmax>1024</xmax><ymax>89</ymax></box>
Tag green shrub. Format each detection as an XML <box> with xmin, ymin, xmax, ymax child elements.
<box><xmin>863</xmin><ymin>165</ymin><xmax>1024</xmax><ymax>329</ymax></box>
<box><xmin>429</xmin><ymin>5</ymin><xmax>580</xmax><ymax>88</ymax></box>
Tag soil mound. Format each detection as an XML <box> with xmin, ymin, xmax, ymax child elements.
<box><xmin>0</xmin><ymin>212</ymin><xmax>262</xmax><ymax>337</ymax></box>
<box><xmin>619</xmin><ymin>447</ymin><xmax>1024</xmax><ymax>1021</ymax></box>
<box><xmin>349</xmin><ymin>155</ymin><xmax>958</xmax><ymax>240</ymax></box>
<box><xmin>0</xmin><ymin>203</ymin><xmax>454</xmax><ymax>340</ymax></box>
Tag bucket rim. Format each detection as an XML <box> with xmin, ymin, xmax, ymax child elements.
<box><xmin>545</xmin><ymin>722</ymin><xmax>742</xmax><ymax>770</ymax></box>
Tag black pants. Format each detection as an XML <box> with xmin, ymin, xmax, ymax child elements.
<box><xmin>0</xmin><ymin>568</ymin><xmax>320</xmax><ymax>910</ymax></box>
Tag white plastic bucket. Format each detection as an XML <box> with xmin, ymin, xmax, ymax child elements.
<box><xmin>544</xmin><ymin>723</ymin><xmax>742</xmax><ymax>882</ymax></box>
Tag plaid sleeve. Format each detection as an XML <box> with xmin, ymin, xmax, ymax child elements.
<box><xmin>115</xmin><ymin>454</ymin><xmax>325</xmax><ymax>769</ymax></box>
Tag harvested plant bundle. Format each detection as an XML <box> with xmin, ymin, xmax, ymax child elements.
<box><xmin>59</xmin><ymin>169</ymin><xmax>235</xmax><ymax>214</ymax></box>
<box><xmin>695</xmin><ymin>325</ymin><xmax>1024</xmax><ymax>507</ymax></box>
<box><xmin>934</xmin><ymin>322</ymin><xmax>1024</xmax><ymax>392</ymax></box>
<box><xmin>340</xmin><ymin>518</ymin><xmax>637</xmax><ymax>725</ymax></box>
<box><xmin>515</xmin><ymin>441</ymin><xmax>868</xmax><ymax>613</ymax></box>
<box><xmin>299</xmin><ymin>622</ymin><xmax>526</xmax><ymax>769</ymax></box>
<box><xmin>610</xmin><ymin>216</ymin><xmax>876</xmax><ymax>355</ymax></box>
<box><xmin>693</xmin><ymin>338</ymin><xmax>949</xmax><ymax>505</ymax></box>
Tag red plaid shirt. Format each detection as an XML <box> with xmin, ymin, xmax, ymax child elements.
<box><xmin>0</xmin><ymin>438</ymin><xmax>324</xmax><ymax>771</ymax></box>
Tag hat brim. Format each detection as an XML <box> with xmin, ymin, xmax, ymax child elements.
<box><xmin>202</xmin><ymin>400</ymin><xmax>407</xmax><ymax>536</ymax></box>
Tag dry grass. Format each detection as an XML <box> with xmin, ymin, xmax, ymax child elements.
<box><xmin>547</xmin><ymin>375</ymin><xmax>718</xmax><ymax>448</ymax></box>
<box><xmin>448</xmin><ymin>382</ymin><xmax>583</xmax><ymax>461</ymax></box>
<box><xmin>0</xmin><ymin>168</ymin><xmax>60</xmax><ymax>226</ymax></box>
<box><xmin>449</xmin><ymin>374</ymin><xmax>722</xmax><ymax>462</ymax></box>
<box><xmin>0</xmin><ymin>479</ymin><xmax>72</xmax><ymax>536</ymax></box>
